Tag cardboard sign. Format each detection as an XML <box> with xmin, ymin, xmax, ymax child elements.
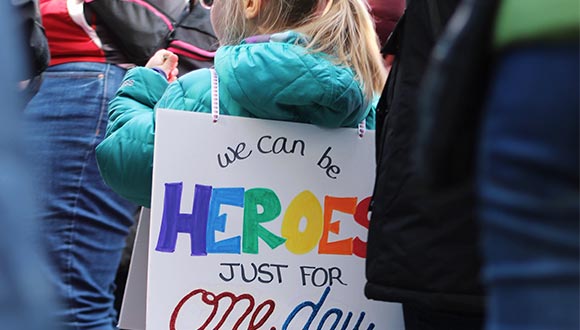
<box><xmin>119</xmin><ymin>109</ymin><xmax>404</xmax><ymax>330</ymax></box>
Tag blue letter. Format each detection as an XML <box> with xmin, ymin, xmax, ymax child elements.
<box><xmin>207</xmin><ymin>187</ymin><xmax>245</xmax><ymax>254</ymax></box>
<box><xmin>283</xmin><ymin>286</ymin><xmax>331</xmax><ymax>330</ymax></box>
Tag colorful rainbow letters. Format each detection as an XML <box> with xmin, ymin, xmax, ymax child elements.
<box><xmin>155</xmin><ymin>182</ymin><xmax>370</xmax><ymax>258</ymax></box>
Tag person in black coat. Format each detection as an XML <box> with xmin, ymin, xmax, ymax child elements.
<box><xmin>365</xmin><ymin>1</ymin><xmax>486</xmax><ymax>329</ymax></box>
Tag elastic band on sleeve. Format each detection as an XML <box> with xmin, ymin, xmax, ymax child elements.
<box><xmin>150</xmin><ymin>67</ymin><xmax>168</xmax><ymax>80</ymax></box>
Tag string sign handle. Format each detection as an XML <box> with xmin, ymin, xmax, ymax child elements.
<box><xmin>209</xmin><ymin>68</ymin><xmax>219</xmax><ymax>122</ymax></box>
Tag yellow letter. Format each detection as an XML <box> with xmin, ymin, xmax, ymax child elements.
<box><xmin>281</xmin><ymin>190</ymin><xmax>323</xmax><ymax>254</ymax></box>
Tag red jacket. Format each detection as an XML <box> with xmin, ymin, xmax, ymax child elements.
<box><xmin>40</xmin><ymin>0</ymin><xmax>136</xmax><ymax>66</ymax></box>
<box><xmin>369</xmin><ymin>0</ymin><xmax>405</xmax><ymax>46</ymax></box>
<box><xmin>40</xmin><ymin>0</ymin><xmax>104</xmax><ymax>65</ymax></box>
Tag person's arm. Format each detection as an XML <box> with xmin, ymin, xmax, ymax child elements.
<box><xmin>14</xmin><ymin>0</ymin><xmax>49</xmax><ymax>103</ymax></box>
<box><xmin>105</xmin><ymin>50</ymin><xmax>178</xmax><ymax>135</ymax></box>
<box><xmin>96</xmin><ymin>51</ymin><xmax>179</xmax><ymax>207</ymax></box>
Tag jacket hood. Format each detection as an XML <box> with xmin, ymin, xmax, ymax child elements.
<box><xmin>214</xmin><ymin>31</ymin><xmax>370</xmax><ymax>127</ymax></box>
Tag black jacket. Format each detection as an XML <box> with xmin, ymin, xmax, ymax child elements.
<box><xmin>365</xmin><ymin>0</ymin><xmax>485</xmax><ymax>315</ymax></box>
<box><xmin>13</xmin><ymin>0</ymin><xmax>49</xmax><ymax>80</ymax></box>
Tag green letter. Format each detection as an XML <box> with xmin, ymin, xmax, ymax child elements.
<box><xmin>243</xmin><ymin>188</ymin><xmax>286</xmax><ymax>253</ymax></box>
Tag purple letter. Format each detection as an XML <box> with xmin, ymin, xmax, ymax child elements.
<box><xmin>155</xmin><ymin>182</ymin><xmax>212</xmax><ymax>256</ymax></box>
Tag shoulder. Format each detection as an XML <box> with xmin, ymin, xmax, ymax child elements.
<box><xmin>216</xmin><ymin>39</ymin><xmax>358</xmax><ymax>97</ymax></box>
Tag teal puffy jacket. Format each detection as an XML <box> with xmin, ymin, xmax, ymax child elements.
<box><xmin>96</xmin><ymin>31</ymin><xmax>376</xmax><ymax>207</ymax></box>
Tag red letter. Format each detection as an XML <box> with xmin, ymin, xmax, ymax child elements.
<box><xmin>352</xmin><ymin>197</ymin><xmax>371</xmax><ymax>258</ymax></box>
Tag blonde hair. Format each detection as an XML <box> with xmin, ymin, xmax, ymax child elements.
<box><xmin>212</xmin><ymin>0</ymin><xmax>387</xmax><ymax>100</ymax></box>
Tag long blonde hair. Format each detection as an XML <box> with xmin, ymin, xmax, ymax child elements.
<box><xmin>212</xmin><ymin>0</ymin><xmax>387</xmax><ymax>100</ymax></box>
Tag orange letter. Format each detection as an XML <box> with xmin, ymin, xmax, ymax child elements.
<box><xmin>318</xmin><ymin>196</ymin><xmax>356</xmax><ymax>255</ymax></box>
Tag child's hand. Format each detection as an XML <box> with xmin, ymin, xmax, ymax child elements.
<box><xmin>145</xmin><ymin>49</ymin><xmax>179</xmax><ymax>82</ymax></box>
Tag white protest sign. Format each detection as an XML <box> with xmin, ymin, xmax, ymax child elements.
<box><xmin>118</xmin><ymin>207</ymin><xmax>150</xmax><ymax>330</ymax></box>
<box><xmin>134</xmin><ymin>109</ymin><xmax>404</xmax><ymax>330</ymax></box>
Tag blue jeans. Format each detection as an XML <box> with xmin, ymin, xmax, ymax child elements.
<box><xmin>477</xmin><ymin>45</ymin><xmax>579</xmax><ymax>330</ymax></box>
<box><xmin>25</xmin><ymin>62</ymin><xmax>139</xmax><ymax>330</ymax></box>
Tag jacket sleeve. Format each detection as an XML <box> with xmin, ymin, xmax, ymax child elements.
<box><xmin>95</xmin><ymin>67</ymin><xmax>170</xmax><ymax>207</ymax></box>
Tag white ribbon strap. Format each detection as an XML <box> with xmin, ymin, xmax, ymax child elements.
<box><xmin>358</xmin><ymin>119</ymin><xmax>366</xmax><ymax>137</ymax></box>
<box><xmin>209</xmin><ymin>68</ymin><xmax>220</xmax><ymax>122</ymax></box>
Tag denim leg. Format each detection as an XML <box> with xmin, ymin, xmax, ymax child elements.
<box><xmin>25</xmin><ymin>62</ymin><xmax>139</xmax><ymax>330</ymax></box>
<box><xmin>477</xmin><ymin>45</ymin><xmax>579</xmax><ymax>330</ymax></box>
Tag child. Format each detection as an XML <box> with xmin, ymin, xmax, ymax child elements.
<box><xmin>96</xmin><ymin>0</ymin><xmax>387</xmax><ymax>207</ymax></box>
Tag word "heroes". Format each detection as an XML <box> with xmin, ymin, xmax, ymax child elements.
<box><xmin>155</xmin><ymin>182</ymin><xmax>370</xmax><ymax>258</ymax></box>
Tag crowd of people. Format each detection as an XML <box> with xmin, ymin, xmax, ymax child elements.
<box><xmin>1</xmin><ymin>0</ymin><xmax>578</xmax><ymax>329</ymax></box>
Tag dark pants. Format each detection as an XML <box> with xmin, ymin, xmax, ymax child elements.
<box><xmin>477</xmin><ymin>45</ymin><xmax>579</xmax><ymax>330</ymax></box>
<box><xmin>403</xmin><ymin>304</ymin><xmax>484</xmax><ymax>330</ymax></box>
